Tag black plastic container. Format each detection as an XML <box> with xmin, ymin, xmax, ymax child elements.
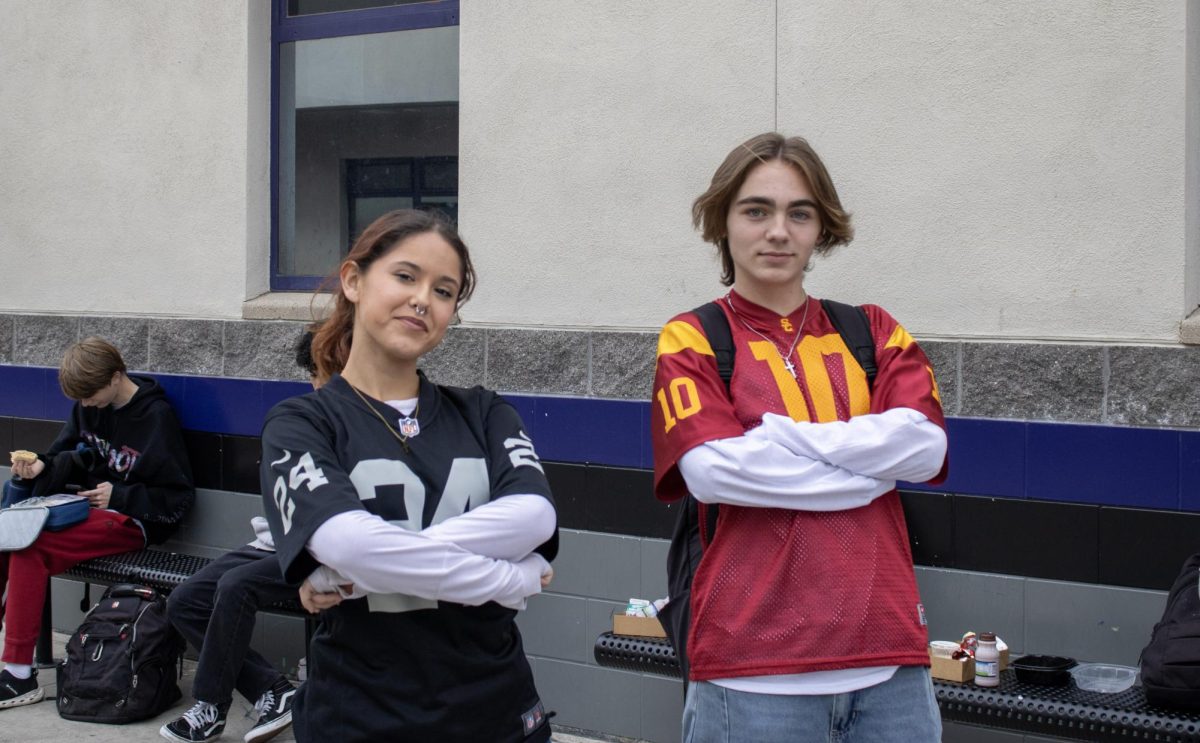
<box><xmin>1011</xmin><ymin>655</ymin><xmax>1077</xmax><ymax>686</ymax></box>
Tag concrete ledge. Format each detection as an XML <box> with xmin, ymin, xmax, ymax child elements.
<box><xmin>242</xmin><ymin>291</ymin><xmax>331</xmax><ymax>322</ymax></box>
<box><xmin>1180</xmin><ymin>307</ymin><xmax>1200</xmax><ymax>345</ymax></box>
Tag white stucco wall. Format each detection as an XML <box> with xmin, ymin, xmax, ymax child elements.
<box><xmin>459</xmin><ymin>1</ymin><xmax>775</xmax><ymax>329</ymax></box>
<box><xmin>783</xmin><ymin>2</ymin><xmax>1190</xmax><ymax>342</ymax></box>
<box><xmin>461</xmin><ymin>1</ymin><xmax>1193</xmax><ymax>342</ymax></box>
<box><xmin>0</xmin><ymin>0</ymin><xmax>270</xmax><ymax>318</ymax></box>
<box><xmin>0</xmin><ymin>1</ymin><xmax>1193</xmax><ymax>341</ymax></box>
<box><xmin>1187</xmin><ymin>0</ymin><xmax>1200</xmax><ymax>323</ymax></box>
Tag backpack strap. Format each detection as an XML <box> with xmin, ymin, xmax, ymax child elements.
<box><xmin>688</xmin><ymin>301</ymin><xmax>732</xmax><ymax>544</ymax></box>
<box><xmin>820</xmin><ymin>299</ymin><xmax>877</xmax><ymax>389</ymax></box>
<box><xmin>692</xmin><ymin>301</ymin><xmax>734</xmax><ymax>389</ymax></box>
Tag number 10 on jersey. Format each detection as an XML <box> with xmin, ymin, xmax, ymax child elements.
<box><xmin>657</xmin><ymin>376</ymin><xmax>701</xmax><ymax>433</ymax></box>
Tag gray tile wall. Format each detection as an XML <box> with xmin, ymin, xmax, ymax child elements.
<box><xmin>0</xmin><ymin>314</ymin><xmax>313</xmax><ymax>382</ymax></box>
<box><xmin>36</xmin><ymin>490</ymin><xmax>1167</xmax><ymax>743</ymax></box>
<box><xmin>916</xmin><ymin>566</ymin><xmax>1166</xmax><ymax>666</ymax></box>
<box><xmin>922</xmin><ymin>340</ymin><xmax>960</xmax><ymax>416</ymax></box>
<box><xmin>4</xmin><ymin>313</ymin><xmax>1197</xmax><ymax>426</ymax></box>
<box><xmin>420</xmin><ymin>326</ymin><xmax>486</xmax><ymax>388</ymax></box>
<box><xmin>81</xmin><ymin>316</ymin><xmax>149</xmax><ymax>370</ymax></box>
<box><xmin>1108</xmin><ymin>346</ymin><xmax>1200</xmax><ymax>427</ymax></box>
<box><xmin>0</xmin><ymin>314</ymin><xmax>12</xmax><ymax>364</ymax></box>
<box><xmin>487</xmin><ymin>328</ymin><xmax>590</xmax><ymax>395</ymax></box>
<box><xmin>961</xmin><ymin>344</ymin><xmax>1104</xmax><ymax>422</ymax></box>
<box><xmin>14</xmin><ymin>315</ymin><xmax>78</xmax><ymax>366</ymax></box>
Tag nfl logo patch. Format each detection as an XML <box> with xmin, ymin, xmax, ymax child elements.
<box><xmin>111</xmin><ymin>601</ymin><xmax>120</xmax><ymax>608</ymax></box>
<box><xmin>521</xmin><ymin>701</ymin><xmax>546</xmax><ymax>734</ymax></box>
<box><xmin>398</xmin><ymin>417</ymin><xmax>420</xmax><ymax>437</ymax></box>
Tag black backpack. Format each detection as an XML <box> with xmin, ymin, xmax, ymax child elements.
<box><xmin>1141</xmin><ymin>553</ymin><xmax>1200</xmax><ymax>709</ymax></box>
<box><xmin>658</xmin><ymin>299</ymin><xmax>877</xmax><ymax>681</ymax></box>
<box><xmin>56</xmin><ymin>583</ymin><xmax>184</xmax><ymax>723</ymax></box>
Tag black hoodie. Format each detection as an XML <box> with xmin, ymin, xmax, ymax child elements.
<box><xmin>37</xmin><ymin>375</ymin><xmax>195</xmax><ymax>545</ymax></box>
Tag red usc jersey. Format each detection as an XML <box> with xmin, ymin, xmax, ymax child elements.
<box><xmin>651</xmin><ymin>293</ymin><xmax>947</xmax><ymax>681</ymax></box>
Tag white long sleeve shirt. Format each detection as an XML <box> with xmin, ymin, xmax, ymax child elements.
<box><xmin>305</xmin><ymin>494</ymin><xmax>555</xmax><ymax>610</ymax></box>
<box><xmin>678</xmin><ymin>407</ymin><xmax>945</xmax><ymax>511</ymax></box>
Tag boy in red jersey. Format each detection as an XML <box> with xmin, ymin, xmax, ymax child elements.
<box><xmin>652</xmin><ymin>133</ymin><xmax>948</xmax><ymax>742</ymax></box>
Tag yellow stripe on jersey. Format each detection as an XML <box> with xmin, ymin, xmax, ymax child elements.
<box><xmin>796</xmin><ymin>333</ymin><xmax>871</xmax><ymax>421</ymax></box>
<box><xmin>657</xmin><ymin>320</ymin><xmax>715</xmax><ymax>358</ymax></box>
<box><xmin>884</xmin><ymin>324</ymin><xmax>915</xmax><ymax>351</ymax></box>
<box><xmin>749</xmin><ymin>332</ymin><xmax>872</xmax><ymax>423</ymax></box>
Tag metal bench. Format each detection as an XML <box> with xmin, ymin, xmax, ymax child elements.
<box><xmin>36</xmin><ymin>548</ymin><xmax>311</xmax><ymax>666</ymax></box>
<box><xmin>593</xmin><ymin>631</ymin><xmax>1200</xmax><ymax>742</ymax></box>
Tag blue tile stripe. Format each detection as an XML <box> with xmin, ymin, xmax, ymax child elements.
<box><xmin>0</xmin><ymin>365</ymin><xmax>311</xmax><ymax>439</ymax></box>
<box><xmin>2</xmin><ymin>364</ymin><xmax>1196</xmax><ymax>511</ymax></box>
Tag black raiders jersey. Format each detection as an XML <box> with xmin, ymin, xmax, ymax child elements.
<box><xmin>260</xmin><ymin>373</ymin><xmax>556</xmax><ymax>743</ymax></box>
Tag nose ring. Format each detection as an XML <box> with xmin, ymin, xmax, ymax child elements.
<box><xmin>414</xmin><ymin>304</ymin><xmax>427</xmax><ymax>316</ymax></box>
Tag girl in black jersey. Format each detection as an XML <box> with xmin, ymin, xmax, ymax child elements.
<box><xmin>260</xmin><ymin>210</ymin><xmax>557</xmax><ymax>742</ymax></box>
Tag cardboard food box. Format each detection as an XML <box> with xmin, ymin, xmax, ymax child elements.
<box><xmin>612</xmin><ymin>612</ymin><xmax>667</xmax><ymax>639</ymax></box>
<box><xmin>929</xmin><ymin>649</ymin><xmax>975</xmax><ymax>683</ymax></box>
<box><xmin>928</xmin><ymin>645</ymin><xmax>1009</xmax><ymax>683</ymax></box>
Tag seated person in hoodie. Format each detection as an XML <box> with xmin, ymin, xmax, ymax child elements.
<box><xmin>160</xmin><ymin>329</ymin><xmax>321</xmax><ymax>743</ymax></box>
<box><xmin>0</xmin><ymin>337</ymin><xmax>194</xmax><ymax>709</ymax></box>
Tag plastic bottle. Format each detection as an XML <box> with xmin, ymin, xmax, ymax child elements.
<box><xmin>974</xmin><ymin>632</ymin><xmax>1000</xmax><ymax>687</ymax></box>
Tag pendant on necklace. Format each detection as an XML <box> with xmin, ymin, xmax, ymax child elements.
<box><xmin>783</xmin><ymin>358</ymin><xmax>798</xmax><ymax>379</ymax></box>
<box><xmin>398</xmin><ymin>416</ymin><xmax>420</xmax><ymax>438</ymax></box>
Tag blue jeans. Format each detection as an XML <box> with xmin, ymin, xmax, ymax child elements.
<box><xmin>682</xmin><ymin>666</ymin><xmax>941</xmax><ymax>743</ymax></box>
<box><xmin>165</xmin><ymin>546</ymin><xmax>299</xmax><ymax>706</ymax></box>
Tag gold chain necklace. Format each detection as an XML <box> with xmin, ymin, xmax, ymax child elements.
<box><xmin>347</xmin><ymin>382</ymin><xmax>420</xmax><ymax>453</ymax></box>
<box><xmin>723</xmin><ymin>294</ymin><xmax>811</xmax><ymax>378</ymax></box>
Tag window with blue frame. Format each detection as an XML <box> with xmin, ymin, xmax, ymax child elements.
<box><xmin>271</xmin><ymin>0</ymin><xmax>459</xmax><ymax>290</ymax></box>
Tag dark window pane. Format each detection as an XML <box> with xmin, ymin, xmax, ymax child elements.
<box><xmin>349</xmin><ymin>161</ymin><xmax>414</xmax><ymax>194</ymax></box>
<box><xmin>288</xmin><ymin>0</ymin><xmax>437</xmax><ymax>17</ymax></box>
<box><xmin>275</xmin><ymin>25</ymin><xmax>458</xmax><ymax>280</ymax></box>
<box><xmin>420</xmin><ymin>159</ymin><xmax>457</xmax><ymax>191</ymax></box>
<box><xmin>417</xmin><ymin>195</ymin><xmax>457</xmax><ymax>224</ymax></box>
<box><xmin>351</xmin><ymin>196</ymin><xmax>415</xmax><ymax>241</ymax></box>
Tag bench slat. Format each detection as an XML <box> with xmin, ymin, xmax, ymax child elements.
<box><xmin>62</xmin><ymin>548</ymin><xmax>306</xmax><ymax>615</ymax></box>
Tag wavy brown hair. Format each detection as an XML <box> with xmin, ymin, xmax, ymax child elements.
<box><xmin>59</xmin><ymin>337</ymin><xmax>127</xmax><ymax>400</ymax></box>
<box><xmin>692</xmin><ymin>132</ymin><xmax>854</xmax><ymax>286</ymax></box>
<box><xmin>310</xmin><ymin>209</ymin><xmax>476</xmax><ymax>382</ymax></box>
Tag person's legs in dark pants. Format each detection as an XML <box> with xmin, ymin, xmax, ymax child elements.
<box><xmin>166</xmin><ymin>547</ymin><xmax>296</xmax><ymax>706</ymax></box>
<box><xmin>162</xmin><ymin>548</ymin><xmax>300</xmax><ymax>743</ymax></box>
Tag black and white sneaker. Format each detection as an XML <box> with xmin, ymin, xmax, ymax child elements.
<box><xmin>160</xmin><ymin>700</ymin><xmax>228</xmax><ymax>742</ymax></box>
<box><xmin>0</xmin><ymin>668</ymin><xmax>43</xmax><ymax>709</ymax></box>
<box><xmin>244</xmin><ymin>677</ymin><xmax>297</xmax><ymax>743</ymax></box>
